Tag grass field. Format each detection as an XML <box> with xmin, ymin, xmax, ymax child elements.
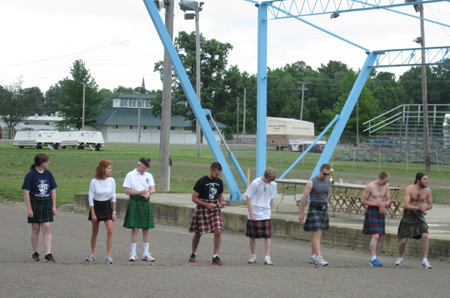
<box><xmin>1</xmin><ymin>142</ymin><xmax>449</xmax><ymax>205</ymax></box>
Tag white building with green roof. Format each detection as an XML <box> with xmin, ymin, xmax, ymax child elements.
<box><xmin>92</xmin><ymin>93</ymin><xmax>226</xmax><ymax>144</ymax></box>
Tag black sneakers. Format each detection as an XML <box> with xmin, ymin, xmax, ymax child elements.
<box><xmin>44</xmin><ymin>253</ymin><xmax>56</xmax><ymax>262</ymax></box>
<box><xmin>32</xmin><ymin>252</ymin><xmax>40</xmax><ymax>262</ymax></box>
<box><xmin>212</xmin><ymin>256</ymin><xmax>222</xmax><ymax>265</ymax></box>
<box><xmin>189</xmin><ymin>253</ymin><xmax>196</xmax><ymax>262</ymax></box>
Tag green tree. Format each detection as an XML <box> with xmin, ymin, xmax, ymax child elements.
<box><xmin>55</xmin><ymin>60</ymin><xmax>103</xmax><ymax>130</ymax></box>
<box><xmin>366</xmin><ymin>71</ymin><xmax>410</xmax><ymax>112</ymax></box>
<box><xmin>39</xmin><ymin>84</ymin><xmax>63</xmax><ymax>116</ymax></box>
<box><xmin>154</xmin><ymin>31</ymin><xmax>234</xmax><ymax>127</ymax></box>
<box><xmin>0</xmin><ymin>78</ymin><xmax>44</xmax><ymax>138</ymax></box>
<box><xmin>331</xmin><ymin>69</ymin><xmax>380</xmax><ymax>140</ymax></box>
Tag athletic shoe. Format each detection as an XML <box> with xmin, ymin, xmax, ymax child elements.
<box><xmin>314</xmin><ymin>256</ymin><xmax>328</xmax><ymax>266</ymax></box>
<box><xmin>189</xmin><ymin>253</ymin><xmax>196</xmax><ymax>262</ymax></box>
<box><xmin>129</xmin><ymin>252</ymin><xmax>138</xmax><ymax>262</ymax></box>
<box><xmin>395</xmin><ymin>258</ymin><xmax>403</xmax><ymax>266</ymax></box>
<box><xmin>422</xmin><ymin>260</ymin><xmax>432</xmax><ymax>269</ymax></box>
<box><xmin>44</xmin><ymin>253</ymin><xmax>55</xmax><ymax>262</ymax></box>
<box><xmin>32</xmin><ymin>252</ymin><xmax>40</xmax><ymax>262</ymax></box>
<box><xmin>369</xmin><ymin>259</ymin><xmax>382</xmax><ymax>267</ymax></box>
<box><xmin>264</xmin><ymin>256</ymin><xmax>273</xmax><ymax>265</ymax></box>
<box><xmin>248</xmin><ymin>255</ymin><xmax>256</xmax><ymax>264</ymax></box>
<box><xmin>212</xmin><ymin>256</ymin><xmax>223</xmax><ymax>265</ymax></box>
<box><xmin>142</xmin><ymin>253</ymin><xmax>155</xmax><ymax>262</ymax></box>
<box><xmin>308</xmin><ymin>256</ymin><xmax>317</xmax><ymax>264</ymax></box>
<box><xmin>85</xmin><ymin>253</ymin><xmax>96</xmax><ymax>262</ymax></box>
<box><xmin>105</xmin><ymin>255</ymin><xmax>114</xmax><ymax>264</ymax></box>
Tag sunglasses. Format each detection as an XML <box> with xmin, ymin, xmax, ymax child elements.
<box><xmin>322</xmin><ymin>172</ymin><xmax>330</xmax><ymax>176</ymax></box>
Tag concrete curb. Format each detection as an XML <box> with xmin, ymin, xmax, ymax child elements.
<box><xmin>74</xmin><ymin>194</ymin><xmax>450</xmax><ymax>260</ymax></box>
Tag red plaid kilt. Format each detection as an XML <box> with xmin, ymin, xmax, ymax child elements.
<box><xmin>362</xmin><ymin>206</ymin><xmax>385</xmax><ymax>235</ymax></box>
<box><xmin>246</xmin><ymin>219</ymin><xmax>271</xmax><ymax>239</ymax></box>
<box><xmin>188</xmin><ymin>199</ymin><xmax>224</xmax><ymax>235</ymax></box>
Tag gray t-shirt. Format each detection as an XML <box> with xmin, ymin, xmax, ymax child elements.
<box><xmin>310</xmin><ymin>176</ymin><xmax>330</xmax><ymax>204</ymax></box>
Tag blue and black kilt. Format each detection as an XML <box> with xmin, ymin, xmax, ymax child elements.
<box><xmin>362</xmin><ymin>206</ymin><xmax>385</xmax><ymax>235</ymax></box>
<box><xmin>88</xmin><ymin>200</ymin><xmax>113</xmax><ymax>221</ymax></box>
<box><xmin>28</xmin><ymin>196</ymin><xmax>53</xmax><ymax>224</ymax></box>
<box><xmin>303</xmin><ymin>203</ymin><xmax>329</xmax><ymax>232</ymax></box>
<box><xmin>246</xmin><ymin>219</ymin><xmax>271</xmax><ymax>239</ymax></box>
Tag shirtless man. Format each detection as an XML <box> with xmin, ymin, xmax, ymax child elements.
<box><xmin>395</xmin><ymin>172</ymin><xmax>433</xmax><ymax>269</ymax></box>
<box><xmin>361</xmin><ymin>171</ymin><xmax>391</xmax><ymax>267</ymax></box>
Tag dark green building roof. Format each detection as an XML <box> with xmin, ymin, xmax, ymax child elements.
<box><xmin>95</xmin><ymin>108</ymin><xmax>226</xmax><ymax>129</ymax></box>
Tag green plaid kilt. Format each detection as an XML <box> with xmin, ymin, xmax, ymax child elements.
<box><xmin>123</xmin><ymin>196</ymin><xmax>155</xmax><ymax>229</ymax></box>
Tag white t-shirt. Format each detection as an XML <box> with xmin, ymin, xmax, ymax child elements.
<box><xmin>88</xmin><ymin>177</ymin><xmax>116</xmax><ymax>206</ymax></box>
<box><xmin>123</xmin><ymin>169</ymin><xmax>155</xmax><ymax>195</ymax></box>
<box><xmin>244</xmin><ymin>177</ymin><xmax>277</xmax><ymax>220</ymax></box>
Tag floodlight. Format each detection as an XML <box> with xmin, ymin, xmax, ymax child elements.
<box><xmin>184</xmin><ymin>13</ymin><xmax>195</xmax><ymax>20</ymax></box>
<box><xmin>179</xmin><ymin>0</ymin><xmax>196</xmax><ymax>11</ymax></box>
<box><xmin>154</xmin><ymin>0</ymin><xmax>165</xmax><ymax>11</ymax></box>
<box><xmin>330</xmin><ymin>12</ymin><xmax>340</xmax><ymax>19</ymax></box>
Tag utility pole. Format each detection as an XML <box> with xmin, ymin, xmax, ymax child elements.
<box><xmin>159</xmin><ymin>0</ymin><xmax>174</xmax><ymax>191</ymax></box>
<box><xmin>242</xmin><ymin>88</ymin><xmax>246</xmax><ymax>144</ymax></box>
<box><xmin>356</xmin><ymin>100</ymin><xmax>359</xmax><ymax>145</ymax></box>
<box><xmin>195</xmin><ymin>2</ymin><xmax>201</xmax><ymax>157</ymax></box>
<box><xmin>298</xmin><ymin>82</ymin><xmax>310</xmax><ymax>120</ymax></box>
<box><xmin>138</xmin><ymin>92</ymin><xmax>142</xmax><ymax>142</ymax></box>
<box><xmin>236</xmin><ymin>98</ymin><xmax>240</xmax><ymax>151</ymax></box>
<box><xmin>420</xmin><ymin>4</ymin><xmax>430</xmax><ymax>171</ymax></box>
<box><xmin>82</xmin><ymin>83</ymin><xmax>85</xmax><ymax>131</ymax></box>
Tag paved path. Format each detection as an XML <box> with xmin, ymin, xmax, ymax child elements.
<box><xmin>1</xmin><ymin>203</ymin><xmax>449</xmax><ymax>298</ymax></box>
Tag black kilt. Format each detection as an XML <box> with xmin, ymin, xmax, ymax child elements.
<box><xmin>246</xmin><ymin>219</ymin><xmax>271</xmax><ymax>239</ymax></box>
<box><xmin>28</xmin><ymin>196</ymin><xmax>53</xmax><ymax>224</ymax></box>
<box><xmin>88</xmin><ymin>200</ymin><xmax>113</xmax><ymax>221</ymax></box>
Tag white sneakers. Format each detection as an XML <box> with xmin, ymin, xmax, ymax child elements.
<box><xmin>264</xmin><ymin>256</ymin><xmax>273</xmax><ymax>265</ymax></box>
<box><xmin>129</xmin><ymin>252</ymin><xmax>137</xmax><ymax>262</ymax></box>
<box><xmin>142</xmin><ymin>253</ymin><xmax>155</xmax><ymax>262</ymax></box>
<box><xmin>395</xmin><ymin>258</ymin><xmax>403</xmax><ymax>266</ymax></box>
<box><xmin>248</xmin><ymin>255</ymin><xmax>256</xmax><ymax>264</ymax></box>
<box><xmin>247</xmin><ymin>255</ymin><xmax>273</xmax><ymax>265</ymax></box>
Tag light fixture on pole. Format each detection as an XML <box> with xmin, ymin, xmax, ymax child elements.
<box><xmin>179</xmin><ymin>0</ymin><xmax>204</xmax><ymax>157</ymax></box>
<box><xmin>330</xmin><ymin>12</ymin><xmax>340</xmax><ymax>19</ymax></box>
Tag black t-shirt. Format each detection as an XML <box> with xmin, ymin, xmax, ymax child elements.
<box><xmin>193</xmin><ymin>175</ymin><xmax>223</xmax><ymax>201</ymax></box>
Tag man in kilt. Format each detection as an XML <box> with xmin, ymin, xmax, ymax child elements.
<box><xmin>361</xmin><ymin>171</ymin><xmax>391</xmax><ymax>267</ymax></box>
<box><xmin>188</xmin><ymin>162</ymin><xmax>226</xmax><ymax>265</ymax></box>
<box><xmin>245</xmin><ymin>168</ymin><xmax>277</xmax><ymax>265</ymax></box>
<box><xmin>123</xmin><ymin>157</ymin><xmax>156</xmax><ymax>262</ymax></box>
<box><xmin>395</xmin><ymin>172</ymin><xmax>433</xmax><ymax>269</ymax></box>
<box><xmin>299</xmin><ymin>164</ymin><xmax>331</xmax><ymax>266</ymax></box>
<box><xmin>23</xmin><ymin>153</ymin><xmax>57</xmax><ymax>262</ymax></box>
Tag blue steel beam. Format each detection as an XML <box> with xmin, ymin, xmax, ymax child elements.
<box><xmin>374</xmin><ymin>47</ymin><xmax>450</xmax><ymax>67</ymax></box>
<box><xmin>142</xmin><ymin>0</ymin><xmax>242</xmax><ymax>200</ymax></box>
<box><xmin>256</xmin><ymin>3</ymin><xmax>269</xmax><ymax>177</ymax></box>
<box><xmin>266</xmin><ymin>0</ymin><xmax>449</xmax><ymax>19</ymax></box>
<box><xmin>310</xmin><ymin>51</ymin><xmax>380</xmax><ymax>178</ymax></box>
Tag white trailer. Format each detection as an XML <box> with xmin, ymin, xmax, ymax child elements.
<box><xmin>13</xmin><ymin>131</ymin><xmax>61</xmax><ymax>150</ymax></box>
<box><xmin>267</xmin><ymin>117</ymin><xmax>321</xmax><ymax>151</ymax></box>
<box><xmin>60</xmin><ymin>131</ymin><xmax>104</xmax><ymax>151</ymax></box>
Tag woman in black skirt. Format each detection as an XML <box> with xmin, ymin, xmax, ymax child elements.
<box><xmin>86</xmin><ymin>160</ymin><xmax>116</xmax><ymax>264</ymax></box>
<box><xmin>23</xmin><ymin>153</ymin><xmax>58</xmax><ymax>262</ymax></box>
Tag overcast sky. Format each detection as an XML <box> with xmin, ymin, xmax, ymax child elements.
<box><xmin>1</xmin><ymin>0</ymin><xmax>449</xmax><ymax>94</ymax></box>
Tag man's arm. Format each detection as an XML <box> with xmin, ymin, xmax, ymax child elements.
<box><xmin>424</xmin><ymin>189</ymin><xmax>433</xmax><ymax>211</ymax></box>
<box><xmin>384</xmin><ymin>183</ymin><xmax>391</xmax><ymax>206</ymax></box>
<box><xmin>299</xmin><ymin>180</ymin><xmax>313</xmax><ymax>222</ymax></box>
<box><xmin>247</xmin><ymin>196</ymin><xmax>255</xmax><ymax>220</ymax></box>
<box><xmin>192</xmin><ymin>191</ymin><xmax>216</xmax><ymax>210</ymax></box>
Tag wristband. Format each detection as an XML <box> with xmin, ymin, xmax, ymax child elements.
<box><xmin>113</xmin><ymin>211</ymin><xmax>116</xmax><ymax>214</ymax></box>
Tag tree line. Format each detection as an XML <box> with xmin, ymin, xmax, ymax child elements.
<box><xmin>1</xmin><ymin>31</ymin><xmax>449</xmax><ymax>140</ymax></box>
